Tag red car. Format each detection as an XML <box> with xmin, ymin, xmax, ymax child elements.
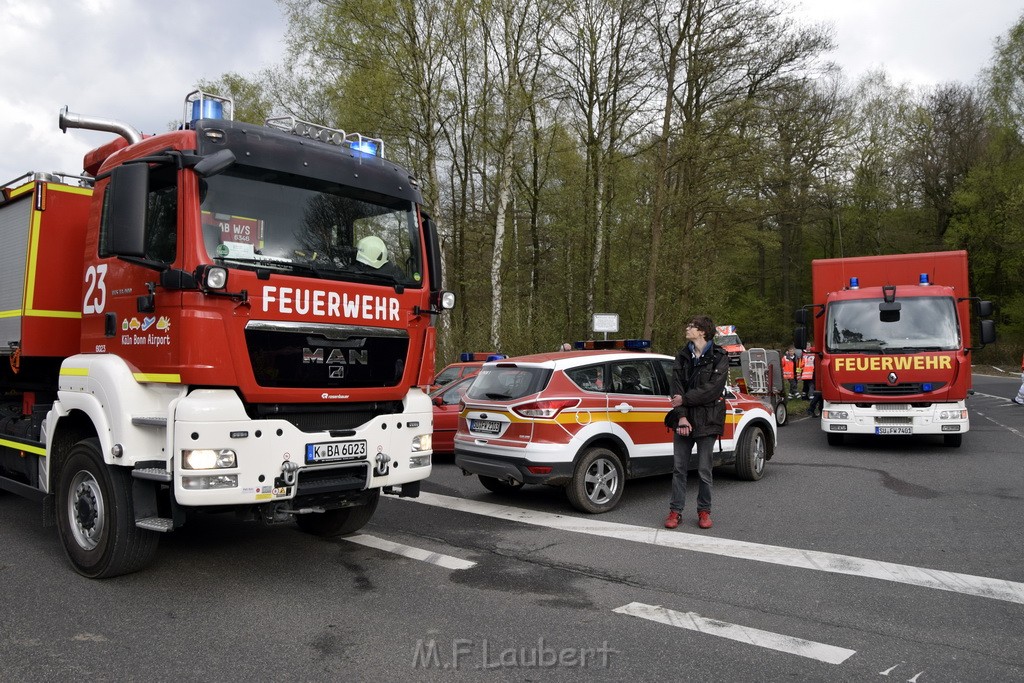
<box><xmin>430</xmin><ymin>375</ymin><xmax>475</xmax><ymax>454</ymax></box>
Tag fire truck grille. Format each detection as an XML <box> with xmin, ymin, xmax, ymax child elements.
<box><xmin>245</xmin><ymin>323</ymin><xmax>409</xmax><ymax>389</ymax></box>
<box><xmin>842</xmin><ymin>382</ymin><xmax>947</xmax><ymax>396</ymax></box>
<box><xmin>293</xmin><ymin>464</ymin><xmax>369</xmax><ymax>504</ymax></box>
<box><xmin>246</xmin><ymin>401</ymin><xmax>404</xmax><ymax>433</ymax></box>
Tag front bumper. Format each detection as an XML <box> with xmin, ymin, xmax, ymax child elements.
<box><xmin>171</xmin><ymin>389</ymin><xmax>433</xmax><ymax>506</ymax></box>
<box><xmin>820</xmin><ymin>400</ymin><xmax>969</xmax><ymax>436</ymax></box>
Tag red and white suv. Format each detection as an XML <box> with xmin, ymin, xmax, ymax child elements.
<box><xmin>454</xmin><ymin>350</ymin><xmax>777</xmax><ymax>513</ymax></box>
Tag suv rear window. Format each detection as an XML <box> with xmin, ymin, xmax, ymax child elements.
<box><xmin>466</xmin><ymin>366</ymin><xmax>552</xmax><ymax>401</ymax></box>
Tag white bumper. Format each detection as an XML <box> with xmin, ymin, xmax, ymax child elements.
<box><xmin>820</xmin><ymin>400</ymin><xmax>969</xmax><ymax>437</ymax></box>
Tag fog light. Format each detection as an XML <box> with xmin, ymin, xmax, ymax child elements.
<box><xmin>412</xmin><ymin>434</ymin><xmax>432</xmax><ymax>452</ymax></box>
<box><xmin>410</xmin><ymin>454</ymin><xmax>431</xmax><ymax>468</ymax></box>
<box><xmin>182</xmin><ymin>474</ymin><xmax>238</xmax><ymax>490</ymax></box>
<box><xmin>183</xmin><ymin>448</ymin><xmax>237</xmax><ymax>470</ymax></box>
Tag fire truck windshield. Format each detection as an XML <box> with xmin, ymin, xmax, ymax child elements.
<box><xmin>826</xmin><ymin>296</ymin><xmax>961</xmax><ymax>353</ymax></box>
<box><xmin>198</xmin><ymin>167</ymin><xmax>422</xmax><ymax>286</ymax></box>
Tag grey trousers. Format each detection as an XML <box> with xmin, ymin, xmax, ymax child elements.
<box><xmin>669</xmin><ymin>433</ymin><xmax>715</xmax><ymax>513</ymax></box>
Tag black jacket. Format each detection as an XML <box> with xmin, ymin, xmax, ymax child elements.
<box><xmin>664</xmin><ymin>342</ymin><xmax>730</xmax><ymax>437</ymax></box>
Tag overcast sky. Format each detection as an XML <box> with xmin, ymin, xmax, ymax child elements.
<box><xmin>1</xmin><ymin>0</ymin><xmax>1021</xmax><ymax>186</ymax></box>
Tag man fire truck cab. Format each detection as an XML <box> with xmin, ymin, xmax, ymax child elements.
<box><xmin>0</xmin><ymin>92</ymin><xmax>454</xmax><ymax>577</ymax></box>
<box><xmin>795</xmin><ymin>251</ymin><xmax>994</xmax><ymax>447</ymax></box>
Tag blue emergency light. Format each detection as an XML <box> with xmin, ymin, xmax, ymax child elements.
<box><xmin>922</xmin><ymin>382</ymin><xmax>933</xmax><ymax>392</ymax></box>
<box><xmin>350</xmin><ymin>139</ymin><xmax>378</xmax><ymax>156</ymax></box>
<box><xmin>191</xmin><ymin>98</ymin><xmax>224</xmax><ymax>122</ymax></box>
<box><xmin>919</xmin><ymin>273</ymin><xmax>930</xmax><ymax>285</ymax></box>
<box><xmin>849</xmin><ymin>277</ymin><xmax>859</xmax><ymax>289</ymax></box>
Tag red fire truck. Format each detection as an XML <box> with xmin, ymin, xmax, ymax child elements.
<box><xmin>795</xmin><ymin>251</ymin><xmax>994</xmax><ymax>447</ymax></box>
<box><xmin>0</xmin><ymin>92</ymin><xmax>453</xmax><ymax>577</ymax></box>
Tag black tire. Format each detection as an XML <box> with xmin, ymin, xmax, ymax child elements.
<box><xmin>775</xmin><ymin>400</ymin><xmax>788</xmax><ymax>426</ymax></box>
<box><xmin>55</xmin><ymin>438</ymin><xmax>159</xmax><ymax>578</ymax></box>
<box><xmin>734</xmin><ymin>425</ymin><xmax>767</xmax><ymax>481</ymax></box>
<box><xmin>478</xmin><ymin>475</ymin><xmax>525</xmax><ymax>495</ymax></box>
<box><xmin>565</xmin><ymin>447</ymin><xmax>624</xmax><ymax>514</ymax></box>
<box><xmin>943</xmin><ymin>434</ymin><xmax>963</xmax><ymax>448</ymax></box>
<box><xmin>827</xmin><ymin>433</ymin><xmax>844</xmax><ymax>446</ymax></box>
<box><xmin>296</xmin><ymin>489</ymin><xmax>380</xmax><ymax>537</ymax></box>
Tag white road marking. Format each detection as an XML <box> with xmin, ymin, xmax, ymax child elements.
<box><xmin>613</xmin><ymin>602</ymin><xmax>856</xmax><ymax>665</ymax></box>
<box><xmin>404</xmin><ymin>492</ymin><xmax>1024</xmax><ymax>605</ymax></box>
<box><xmin>880</xmin><ymin>662</ymin><xmax>902</xmax><ymax>675</ymax></box>
<box><xmin>344</xmin><ymin>533</ymin><xmax>476</xmax><ymax>570</ymax></box>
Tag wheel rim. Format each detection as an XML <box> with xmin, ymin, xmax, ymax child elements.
<box><xmin>584</xmin><ymin>457</ymin><xmax>619</xmax><ymax>504</ymax></box>
<box><xmin>751</xmin><ymin>431</ymin><xmax>766</xmax><ymax>475</ymax></box>
<box><xmin>776</xmin><ymin>403</ymin><xmax>786</xmax><ymax>423</ymax></box>
<box><xmin>67</xmin><ymin>470</ymin><xmax>104</xmax><ymax>551</ymax></box>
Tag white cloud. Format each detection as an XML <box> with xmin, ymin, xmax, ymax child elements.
<box><xmin>0</xmin><ymin>0</ymin><xmax>286</xmax><ymax>185</ymax></box>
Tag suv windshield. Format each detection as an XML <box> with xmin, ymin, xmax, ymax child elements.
<box><xmin>199</xmin><ymin>167</ymin><xmax>422</xmax><ymax>286</ymax></box>
<box><xmin>466</xmin><ymin>366</ymin><xmax>552</xmax><ymax>401</ymax></box>
<box><xmin>826</xmin><ymin>296</ymin><xmax>960</xmax><ymax>353</ymax></box>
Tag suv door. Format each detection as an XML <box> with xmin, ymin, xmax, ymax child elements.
<box><xmin>607</xmin><ymin>359</ymin><xmax>673</xmax><ymax>471</ymax></box>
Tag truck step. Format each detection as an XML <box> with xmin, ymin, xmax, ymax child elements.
<box><xmin>132</xmin><ymin>467</ymin><xmax>172</xmax><ymax>482</ymax></box>
<box><xmin>132</xmin><ymin>415</ymin><xmax>168</xmax><ymax>427</ymax></box>
<box><xmin>135</xmin><ymin>517</ymin><xmax>175</xmax><ymax>532</ymax></box>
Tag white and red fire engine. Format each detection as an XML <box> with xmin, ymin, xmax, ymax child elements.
<box><xmin>0</xmin><ymin>92</ymin><xmax>453</xmax><ymax>577</ymax></box>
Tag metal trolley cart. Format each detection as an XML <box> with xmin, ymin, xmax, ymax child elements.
<box><xmin>739</xmin><ymin>348</ymin><xmax>788</xmax><ymax>426</ymax></box>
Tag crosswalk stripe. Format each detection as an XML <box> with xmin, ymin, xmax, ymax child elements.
<box><xmin>404</xmin><ymin>492</ymin><xmax>1024</xmax><ymax>605</ymax></box>
<box><xmin>613</xmin><ymin>602</ymin><xmax>857</xmax><ymax>664</ymax></box>
<box><xmin>344</xmin><ymin>533</ymin><xmax>476</xmax><ymax>569</ymax></box>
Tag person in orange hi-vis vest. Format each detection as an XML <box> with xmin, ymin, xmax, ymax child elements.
<box><xmin>1013</xmin><ymin>353</ymin><xmax>1024</xmax><ymax>406</ymax></box>
<box><xmin>782</xmin><ymin>347</ymin><xmax>797</xmax><ymax>398</ymax></box>
<box><xmin>800</xmin><ymin>354</ymin><xmax>815</xmax><ymax>399</ymax></box>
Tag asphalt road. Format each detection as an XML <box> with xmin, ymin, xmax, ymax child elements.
<box><xmin>2</xmin><ymin>373</ymin><xmax>1022</xmax><ymax>681</ymax></box>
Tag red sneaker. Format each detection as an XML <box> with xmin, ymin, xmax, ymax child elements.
<box><xmin>664</xmin><ymin>511</ymin><xmax>681</xmax><ymax>529</ymax></box>
<box><xmin>698</xmin><ymin>510</ymin><xmax>712</xmax><ymax>529</ymax></box>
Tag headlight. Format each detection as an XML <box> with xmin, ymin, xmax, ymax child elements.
<box><xmin>938</xmin><ymin>410</ymin><xmax>967</xmax><ymax>420</ymax></box>
<box><xmin>411</xmin><ymin>434</ymin><xmax>432</xmax><ymax>452</ymax></box>
<box><xmin>205</xmin><ymin>266</ymin><xmax>228</xmax><ymax>290</ymax></box>
<box><xmin>823</xmin><ymin>410</ymin><xmax>849</xmax><ymax>420</ymax></box>
<box><xmin>182</xmin><ymin>448</ymin><xmax>237</xmax><ymax>470</ymax></box>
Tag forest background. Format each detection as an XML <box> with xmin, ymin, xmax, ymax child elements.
<box><xmin>201</xmin><ymin>0</ymin><xmax>1024</xmax><ymax>368</ymax></box>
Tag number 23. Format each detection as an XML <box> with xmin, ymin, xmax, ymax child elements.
<box><xmin>83</xmin><ymin>264</ymin><xmax>108</xmax><ymax>314</ymax></box>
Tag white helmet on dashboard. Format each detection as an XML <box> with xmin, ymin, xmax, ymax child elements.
<box><xmin>356</xmin><ymin>235</ymin><xmax>388</xmax><ymax>269</ymax></box>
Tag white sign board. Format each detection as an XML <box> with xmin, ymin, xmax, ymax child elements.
<box><xmin>592</xmin><ymin>313</ymin><xmax>619</xmax><ymax>333</ymax></box>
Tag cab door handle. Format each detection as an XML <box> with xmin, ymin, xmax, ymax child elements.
<box><xmin>615</xmin><ymin>402</ymin><xmax>632</xmax><ymax>413</ymax></box>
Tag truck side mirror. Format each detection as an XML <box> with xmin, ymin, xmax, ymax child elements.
<box><xmin>794</xmin><ymin>309</ymin><xmax>807</xmax><ymax>325</ymax></box>
<box><xmin>107</xmin><ymin>163</ymin><xmax>149</xmax><ymax>257</ymax></box>
<box><xmin>979</xmin><ymin>319</ymin><xmax>996</xmax><ymax>346</ymax></box>
<box><xmin>976</xmin><ymin>300</ymin><xmax>993</xmax><ymax>317</ymax></box>
<box><xmin>794</xmin><ymin>327</ymin><xmax>807</xmax><ymax>350</ymax></box>
<box><xmin>193</xmin><ymin>149</ymin><xmax>236</xmax><ymax>178</ymax></box>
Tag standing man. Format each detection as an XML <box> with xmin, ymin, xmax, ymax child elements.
<box><xmin>664</xmin><ymin>315</ymin><xmax>730</xmax><ymax>530</ymax></box>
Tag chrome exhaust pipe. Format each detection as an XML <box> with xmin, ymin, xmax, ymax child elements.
<box><xmin>59</xmin><ymin>105</ymin><xmax>142</xmax><ymax>144</ymax></box>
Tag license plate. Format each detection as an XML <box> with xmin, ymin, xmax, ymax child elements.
<box><xmin>471</xmin><ymin>419</ymin><xmax>502</xmax><ymax>435</ymax></box>
<box><xmin>305</xmin><ymin>440</ymin><xmax>367</xmax><ymax>463</ymax></box>
<box><xmin>875</xmin><ymin>426</ymin><xmax>912</xmax><ymax>435</ymax></box>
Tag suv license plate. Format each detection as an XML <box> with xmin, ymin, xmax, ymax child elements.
<box><xmin>471</xmin><ymin>419</ymin><xmax>502</xmax><ymax>435</ymax></box>
<box><xmin>875</xmin><ymin>426</ymin><xmax>912</xmax><ymax>435</ymax></box>
<box><xmin>306</xmin><ymin>440</ymin><xmax>367</xmax><ymax>464</ymax></box>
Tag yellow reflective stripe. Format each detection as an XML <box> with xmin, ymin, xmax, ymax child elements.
<box><xmin>0</xmin><ymin>438</ymin><xmax>46</xmax><ymax>456</ymax></box>
<box><xmin>24</xmin><ymin>309</ymin><xmax>82</xmax><ymax>319</ymax></box>
<box><xmin>60</xmin><ymin>367</ymin><xmax>89</xmax><ymax>377</ymax></box>
<box><xmin>24</xmin><ymin>203</ymin><xmax>43</xmax><ymax>310</ymax></box>
<box><xmin>7</xmin><ymin>183</ymin><xmax>34</xmax><ymax>199</ymax></box>
<box><xmin>0</xmin><ymin>309</ymin><xmax>21</xmax><ymax>318</ymax></box>
<box><xmin>47</xmin><ymin>185</ymin><xmax>92</xmax><ymax>197</ymax></box>
<box><xmin>133</xmin><ymin>373</ymin><xmax>182</xmax><ymax>384</ymax></box>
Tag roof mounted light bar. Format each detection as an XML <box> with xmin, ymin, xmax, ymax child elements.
<box><xmin>264</xmin><ymin>116</ymin><xmax>384</xmax><ymax>158</ymax></box>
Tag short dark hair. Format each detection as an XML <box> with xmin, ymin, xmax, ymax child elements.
<box><xmin>688</xmin><ymin>315</ymin><xmax>715</xmax><ymax>341</ymax></box>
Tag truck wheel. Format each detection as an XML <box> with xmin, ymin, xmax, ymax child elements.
<box><xmin>827</xmin><ymin>433</ymin><xmax>844</xmax><ymax>446</ymax></box>
<box><xmin>55</xmin><ymin>438</ymin><xmax>159</xmax><ymax>578</ymax></box>
<box><xmin>478</xmin><ymin>475</ymin><xmax>524</xmax><ymax>495</ymax></box>
<box><xmin>943</xmin><ymin>434</ymin><xmax>963</xmax><ymax>448</ymax></box>
<box><xmin>566</xmin><ymin>447</ymin><xmax>624</xmax><ymax>514</ymax></box>
<box><xmin>775</xmin><ymin>401</ymin><xmax>788</xmax><ymax>426</ymax></box>
<box><xmin>734</xmin><ymin>425</ymin><xmax>767</xmax><ymax>481</ymax></box>
<box><xmin>296</xmin><ymin>490</ymin><xmax>380</xmax><ymax>537</ymax></box>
